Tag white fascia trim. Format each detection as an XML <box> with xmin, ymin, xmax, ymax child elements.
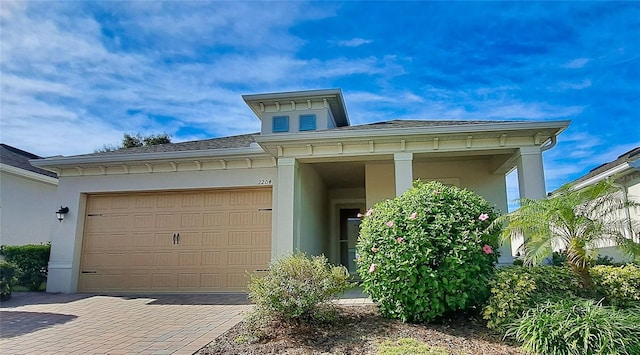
<box><xmin>572</xmin><ymin>162</ymin><xmax>631</xmax><ymax>190</ymax></box>
<box><xmin>30</xmin><ymin>145</ymin><xmax>267</xmax><ymax>168</ymax></box>
<box><xmin>254</xmin><ymin>120</ymin><xmax>571</xmax><ymax>144</ymax></box>
<box><xmin>0</xmin><ymin>163</ymin><xmax>59</xmax><ymax>185</ymax></box>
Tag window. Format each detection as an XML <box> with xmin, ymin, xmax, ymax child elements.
<box><xmin>272</xmin><ymin>116</ymin><xmax>289</xmax><ymax>133</ymax></box>
<box><xmin>299</xmin><ymin>114</ymin><xmax>316</xmax><ymax>131</ymax></box>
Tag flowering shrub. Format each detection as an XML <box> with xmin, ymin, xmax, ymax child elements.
<box><xmin>356</xmin><ymin>180</ymin><xmax>501</xmax><ymax>322</ymax></box>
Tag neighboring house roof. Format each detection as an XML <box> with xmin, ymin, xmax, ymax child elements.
<box><xmin>567</xmin><ymin>146</ymin><xmax>640</xmax><ymax>190</ymax></box>
<box><xmin>0</xmin><ymin>144</ymin><xmax>58</xmax><ymax>178</ymax></box>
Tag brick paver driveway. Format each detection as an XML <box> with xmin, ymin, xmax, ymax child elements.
<box><xmin>0</xmin><ymin>292</ymin><xmax>251</xmax><ymax>355</ymax></box>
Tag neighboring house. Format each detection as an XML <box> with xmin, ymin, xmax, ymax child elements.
<box><xmin>0</xmin><ymin>144</ymin><xmax>58</xmax><ymax>246</ymax></box>
<box><xmin>566</xmin><ymin>147</ymin><xmax>640</xmax><ymax>261</ymax></box>
<box><xmin>32</xmin><ymin>89</ymin><xmax>569</xmax><ymax>293</ymax></box>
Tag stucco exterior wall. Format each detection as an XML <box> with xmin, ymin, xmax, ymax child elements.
<box><xmin>297</xmin><ymin>164</ymin><xmax>329</xmax><ymax>256</ymax></box>
<box><xmin>0</xmin><ymin>171</ymin><xmax>57</xmax><ymax>246</ymax></box>
<box><xmin>47</xmin><ymin>167</ymin><xmax>277</xmax><ymax>293</ymax></box>
<box><xmin>364</xmin><ymin>158</ymin><xmax>508</xmax><ymax>213</ymax></box>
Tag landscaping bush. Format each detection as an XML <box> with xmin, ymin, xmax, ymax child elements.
<box><xmin>506</xmin><ymin>299</ymin><xmax>640</xmax><ymax>355</ymax></box>
<box><xmin>0</xmin><ymin>261</ymin><xmax>17</xmax><ymax>300</ymax></box>
<box><xmin>247</xmin><ymin>252</ymin><xmax>351</xmax><ymax>324</ymax></box>
<box><xmin>356</xmin><ymin>180</ymin><xmax>501</xmax><ymax>323</ymax></box>
<box><xmin>0</xmin><ymin>243</ymin><xmax>51</xmax><ymax>291</ymax></box>
<box><xmin>590</xmin><ymin>264</ymin><xmax>640</xmax><ymax>308</ymax></box>
<box><xmin>483</xmin><ymin>265</ymin><xmax>579</xmax><ymax>331</ymax></box>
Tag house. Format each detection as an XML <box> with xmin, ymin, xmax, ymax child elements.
<box><xmin>1</xmin><ymin>144</ymin><xmax>58</xmax><ymax>246</ymax></box>
<box><xmin>31</xmin><ymin>89</ymin><xmax>570</xmax><ymax>293</ymax></box>
<box><xmin>565</xmin><ymin>146</ymin><xmax>640</xmax><ymax>261</ymax></box>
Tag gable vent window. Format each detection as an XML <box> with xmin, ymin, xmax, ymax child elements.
<box><xmin>299</xmin><ymin>114</ymin><xmax>316</xmax><ymax>131</ymax></box>
<box><xmin>272</xmin><ymin>116</ymin><xmax>289</xmax><ymax>133</ymax></box>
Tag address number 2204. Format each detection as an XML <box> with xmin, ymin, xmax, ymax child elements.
<box><xmin>258</xmin><ymin>179</ymin><xmax>272</xmax><ymax>185</ymax></box>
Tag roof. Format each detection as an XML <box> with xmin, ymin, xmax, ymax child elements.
<box><xmin>59</xmin><ymin>120</ymin><xmax>521</xmax><ymax>159</ymax></box>
<box><xmin>571</xmin><ymin>146</ymin><xmax>640</xmax><ymax>185</ymax></box>
<box><xmin>77</xmin><ymin>133</ymin><xmax>258</xmax><ymax>158</ymax></box>
<box><xmin>243</xmin><ymin>88</ymin><xmax>350</xmax><ymax>127</ymax></box>
<box><xmin>0</xmin><ymin>144</ymin><xmax>58</xmax><ymax>178</ymax></box>
<box><xmin>332</xmin><ymin>119</ymin><xmax>517</xmax><ymax>131</ymax></box>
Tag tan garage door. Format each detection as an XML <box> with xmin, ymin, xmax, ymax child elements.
<box><xmin>79</xmin><ymin>188</ymin><xmax>272</xmax><ymax>293</ymax></box>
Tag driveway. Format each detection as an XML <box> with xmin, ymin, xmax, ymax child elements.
<box><xmin>0</xmin><ymin>292</ymin><xmax>251</xmax><ymax>355</ymax></box>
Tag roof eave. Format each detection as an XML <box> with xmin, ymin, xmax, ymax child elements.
<box><xmin>254</xmin><ymin>120</ymin><xmax>571</xmax><ymax>144</ymax></box>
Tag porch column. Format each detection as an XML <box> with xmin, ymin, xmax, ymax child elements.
<box><xmin>274</xmin><ymin>158</ymin><xmax>299</xmax><ymax>258</ymax></box>
<box><xmin>516</xmin><ymin>147</ymin><xmax>547</xmax><ymax>199</ymax></box>
<box><xmin>394</xmin><ymin>152</ymin><xmax>414</xmax><ymax>196</ymax></box>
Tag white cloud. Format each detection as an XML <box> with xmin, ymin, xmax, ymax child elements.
<box><xmin>563</xmin><ymin>58</ymin><xmax>590</xmax><ymax>69</ymax></box>
<box><xmin>331</xmin><ymin>38</ymin><xmax>373</xmax><ymax>47</ymax></box>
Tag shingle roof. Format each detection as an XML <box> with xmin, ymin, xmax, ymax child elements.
<box><xmin>0</xmin><ymin>144</ymin><xmax>58</xmax><ymax>178</ymax></box>
<box><xmin>76</xmin><ymin>133</ymin><xmax>259</xmax><ymax>157</ymax></box>
<box><xmin>572</xmin><ymin>146</ymin><xmax>640</xmax><ymax>185</ymax></box>
<box><xmin>59</xmin><ymin>120</ymin><xmax>521</xmax><ymax>158</ymax></box>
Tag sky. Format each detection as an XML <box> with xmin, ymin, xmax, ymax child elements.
<box><xmin>1</xmin><ymin>1</ymin><xmax>639</xmax><ymax>203</ymax></box>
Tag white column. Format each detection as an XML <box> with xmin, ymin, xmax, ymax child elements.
<box><xmin>394</xmin><ymin>152</ymin><xmax>414</xmax><ymax>196</ymax></box>
<box><xmin>274</xmin><ymin>158</ymin><xmax>298</xmax><ymax>259</ymax></box>
<box><xmin>517</xmin><ymin>146</ymin><xmax>547</xmax><ymax>199</ymax></box>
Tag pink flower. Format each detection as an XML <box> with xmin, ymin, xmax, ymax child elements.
<box><xmin>409</xmin><ymin>212</ymin><xmax>418</xmax><ymax>220</ymax></box>
<box><xmin>365</xmin><ymin>208</ymin><xmax>374</xmax><ymax>216</ymax></box>
<box><xmin>397</xmin><ymin>237</ymin><xmax>404</xmax><ymax>243</ymax></box>
<box><xmin>368</xmin><ymin>263</ymin><xmax>376</xmax><ymax>273</ymax></box>
<box><xmin>483</xmin><ymin>244</ymin><xmax>493</xmax><ymax>254</ymax></box>
<box><xmin>386</xmin><ymin>221</ymin><xmax>394</xmax><ymax>227</ymax></box>
<box><xmin>371</xmin><ymin>247</ymin><xmax>378</xmax><ymax>253</ymax></box>
<box><xmin>479</xmin><ymin>213</ymin><xmax>490</xmax><ymax>221</ymax></box>
<box><xmin>357</xmin><ymin>213</ymin><xmax>364</xmax><ymax>218</ymax></box>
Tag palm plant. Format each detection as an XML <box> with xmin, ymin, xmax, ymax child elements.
<box><xmin>497</xmin><ymin>179</ymin><xmax>640</xmax><ymax>289</ymax></box>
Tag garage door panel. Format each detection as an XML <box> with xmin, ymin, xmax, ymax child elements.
<box><xmin>80</xmin><ymin>187</ymin><xmax>272</xmax><ymax>292</ymax></box>
<box><xmin>202</xmin><ymin>232</ymin><xmax>225</xmax><ymax>247</ymax></box>
<box><xmin>178</xmin><ymin>251</ymin><xmax>201</xmax><ymax>266</ymax></box>
<box><xmin>201</xmin><ymin>251</ymin><xmax>223</xmax><ymax>265</ymax></box>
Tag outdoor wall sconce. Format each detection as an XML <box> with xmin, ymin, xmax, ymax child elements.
<box><xmin>56</xmin><ymin>206</ymin><xmax>69</xmax><ymax>222</ymax></box>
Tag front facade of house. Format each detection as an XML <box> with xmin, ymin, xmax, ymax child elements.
<box><xmin>33</xmin><ymin>89</ymin><xmax>569</xmax><ymax>293</ymax></box>
<box><xmin>1</xmin><ymin>144</ymin><xmax>59</xmax><ymax>246</ymax></box>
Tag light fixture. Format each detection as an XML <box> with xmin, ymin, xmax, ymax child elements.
<box><xmin>56</xmin><ymin>206</ymin><xmax>69</xmax><ymax>222</ymax></box>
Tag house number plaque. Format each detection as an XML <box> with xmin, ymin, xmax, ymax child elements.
<box><xmin>258</xmin><ymin>179</ymin><xmax>272</xmax><ymax>185</ymax></box>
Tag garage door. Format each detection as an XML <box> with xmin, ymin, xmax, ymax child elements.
<box><xmin>79</xmin><ymin>188</ymin><xmax>272</xmax><ymax>292</ymax></box>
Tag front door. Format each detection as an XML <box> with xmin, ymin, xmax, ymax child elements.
<box><xmin>339</xmin><ymin>208</ymin><xmax>361</xmax><ymax>275</ymax></box>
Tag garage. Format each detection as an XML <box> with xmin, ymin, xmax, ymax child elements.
<box><xmin>79</xmin><ymin>187</ymin><xmax>272</xmax><ymax>293</ymax></box>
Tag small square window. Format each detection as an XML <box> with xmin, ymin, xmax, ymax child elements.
<box><xmin>299</xmin><ymin>114</ymin><xmax>316</xmax><ymax>131</ymax></box>
<box><xmin>272</xmin><ymin>116</ymin><xmax>289</xmax><ymax>133</ymax></box>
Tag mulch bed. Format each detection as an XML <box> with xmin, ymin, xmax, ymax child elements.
<box><xmin>197</xmin><ymin>305</ymin><xmax>523</xmax><ymax>354</ymax></box>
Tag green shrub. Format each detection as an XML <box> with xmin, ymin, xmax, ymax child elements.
<box><xmin>0</xmin><ymin>261</ymin><xmax>17</xmax><ymax>300</ymax></box>
<box><xmin>1</xmin><ymin>243</ymin><xmax>51</xmax><ymax>291</ymax></box>
<box><xmin>247</xmin><ymin>252</ymin><xmax>351</xmax><ymax>324</ymax></box>
<box><xmin>590</xmin><ymin>264</ymin><xmax>640</xmax><ymax>308</ymax></box>
<box><xmin>483</xmin><ymin>266</ymin><xmax>579</xmax><ymax>331</ymax></box>
<box><xmin>506</xmin><ymin>299</ymin><xmax>640</xmax><ymax>355</ymax></box>
<box><xmin>357</xmin><ymin>180</ymin><xmax>501</xmax><ymax>323</ymax></box>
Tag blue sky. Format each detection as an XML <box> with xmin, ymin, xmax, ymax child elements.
<box><xmin>1</xmin><ymin>1</ymin><xmax>639</xmax><ymax>200</ymax></box>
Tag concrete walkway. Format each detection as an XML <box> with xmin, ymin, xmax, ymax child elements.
<box><xmin>0</xmin><ymin>292</ymin><xmax>250</xmax><ymax>355</ymax></box>
<box><xmin>0</xmin><ymin>290</ymin><xmax>372</xmax><ymax>355</ymax></box>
